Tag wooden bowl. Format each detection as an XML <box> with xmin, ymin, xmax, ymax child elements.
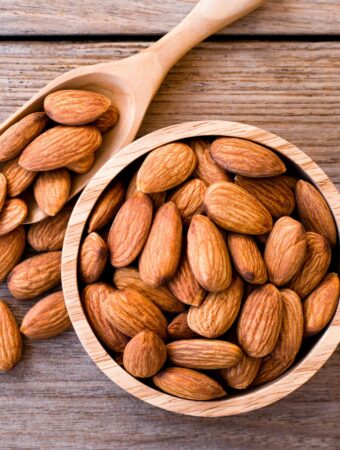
<box><xmin>62</xmin><ymin>120</ymin><xmax>340</xmax><ymax>417</ymax></box>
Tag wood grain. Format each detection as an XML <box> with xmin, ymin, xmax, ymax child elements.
<box><xmin>1</xmin><ymin>0</ymin><xmax>340</xmax><ymax>36</ymax></box>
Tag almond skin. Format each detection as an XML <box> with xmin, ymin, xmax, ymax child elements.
<box><xmin>92</xmin><ymin>104</ymin><xmax>119</xmax><ymax>133</ymax></box>
<box><xmin>220</xmin><ymin>354</ymin><xmax>261</xmax><ymax>389</ymax></box>
<box><xmin>20</xmin><ymin>291</ymin><xmax>71</xmax><ymax>339</ymax></box>
<box><xmin>0</xmin><ymin>173</ymin><xmax>7</xmax><ymax>212</ymax></box>
<box><xmin>210</xmin><ymin>137</ymin><xmax>286</xmax><ymax>177</ymax></box>
<box><xmin>88</xmin><ymin>180</ymin><xmax>125</xmax><ymax>232</ymax></box>
<box><xmin>139</xmin><ymin>202</ymin><xmax>182</xmax><ymax>287</ymax></box>
<box><xmin>82</xmin><ymin>283</ymin><xmax>129</xmax><ymax>352</ymax></box>
<box><xmin>136</xmin><ymin>142</ymin><xmax>196</xmax><ymax>193</ymax></box>
<box><xmin>0</xmin><ymin>226</ymin><xmax>26</xmax><ymax>282</ymax></box>
<box><xmin>44</xmin><ymin>89</ymin><xmax>111</xmax><ymax>125</ymax></box>
<box><xmin>168</xmin><ymin>179</ymin><xmax>206</xmax><ymax>223</ymax></box>
<box><xmin>123</xmin><ymin>330</ymin><xmax>166</xmax><ymax>378</ymax></box>
<box><xmin>187</xmin><ymin>275</ymin><xmax>243</xmax><ymax>338</ymax></box>
<box><xmin>126</xmin><ymin>170</ymin><xmax>165</xmax><ymax>210</ymax></box>
<box><xmin>191</xmin><ymin>138</ymin><xmax>232</xmax><ymax>185</ymax></box>
<box><xmin>1</xmin><ymin>156</ymin><xmax>36</xmax><ymax>197</ymax></box>
<box><xmin>103</xmin><ymin>288</ymin><xmax>167</xmax><ymax>338</ymax></box>
<box><xmin>237</xmin><ymin>284</ymin><xmax>283</xmax><ymax>357</ymax></box>
<box><xmin>80</xmin><ymin>232</ymin><xmax>108</xmax><ymax>284</ymax></box>
<box><xmin>228</xmin><ymin>233</ymin><xmax>267</xmax><ymax>284</ymax></box>
<box><xmin>187</xmin><ymin>214</ymin><xmax>232</xmax><ymax>292</ymax></box>
<box><xmin>34</xmin><ymin>168</ymin><xmax>71</xmax><ymax>216</ymax></box>
<box><xmin>204</xmin><ymin>182</ymin><xmax>272</xmax><ymax>234</ymax></box>
<box><xmin>66</xmin><ymin>153</ymin><xmax>95</xmax><ymax>174</ymax></box>
<box><xmin>167</xmin><ymin>312</ymin><xmax>198</xmax><ymax>340</ymax></box>
<box><xmin>0</xmin><ymin>198</ymin><xmax>27</xmax><ymax>236</ymax></box>
<box><xmin>264</xmin><ymin>217</ymin><xmax>307</xmax><ymax>286</ymax></box>
<box><xmin>0</xmin><ymin>112</ymin><xmax>47</xmax><ymax>162</ymax></box>
<box><xmin>280</xmin><ymin>174</ymin><xmax>299</xmax><ymax>190</ymax></box>
<box><xmin>113</xmin><ymin>267</ymin><xmax>184</xmax><ymax>313</ymax></box>
<box><xmin>108</xmin><ymin>192</ymin><xmax>153</xmax><ymax>267</ymax></box>
<box><xmin>27</xmin><ymin>207</ymin><xmax>71</xmax><ymax>251</ymax></box>
<box><xmin>8</xmin><ymin>251</ymin><xmax>61</xmax><ymax>300</ymax></box>
<box><xmin>19</xmin><ymin>125</ymin><xmax>102</xmax><ymax>171</ymax></box>
<box><xmin>235</xmin><ymin>175</ymin><xmax>295</xmax><ymax>218</ymax></box>
<box><xmin>252</xmin><ymin>355</ymin><xmax>289</xmax><ymax>386</ymax></box>
<box><xmin>288</xmin><ymin>232</ymin><xmax>331</xmax><ymax>298</ymax></box>
<box><xmin>153</xmin><ymin>367</ymin><xmax>226</xmax><ymax>401</ymax></box>
<box><xmin>166</xmin><ymin>339</ymin><xmax>243</xmax><ymax>370</ymax></box>
<box><xmin>0</xmin><ymin>301</ymin><xmax>22</xmax><ymax>371</ymax></box>
<box><xmin>303</xmin><ymin>273</ymin><xmax>340</xmax><ymax>336</ymax></box>
<box><xmin>295</xmin><ymin>180</ymin><xmax>337</xmax><ymax>247</ymax></box>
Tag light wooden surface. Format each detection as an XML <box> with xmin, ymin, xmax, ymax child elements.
<box><xmin>0</xmin><ymin>37</ymin><xmax>339</xmax><ymax>447</ymax></box>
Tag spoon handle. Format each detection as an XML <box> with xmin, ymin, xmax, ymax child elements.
<box><xmin>147</xmin><ymin>0</ymin><xmax>265</xmax><ymax>75</ymax></box>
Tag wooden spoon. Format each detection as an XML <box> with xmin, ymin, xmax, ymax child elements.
<box><xmin>0</xmin><ymin>0</ymin><xmax>265</xmax><ymax>223</ymax></box>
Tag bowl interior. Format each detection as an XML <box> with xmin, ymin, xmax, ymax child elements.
<box><xmin>62</xmin><ymin>120</ymin><xmax>340</xmax><ymax>417</ymax></box>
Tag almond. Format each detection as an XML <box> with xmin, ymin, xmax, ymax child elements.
<box><xmin>187</xmin><ymin>275</ymin><xmax>243</xmax><ymax>338</ymax></box>
<box><xmin>204</xmin><ymin>182</ymin><xmax>272</xmax><ymax>234</ymax></box>
<box><xmin>113</xmin><ymin>267</ymin><xmax>184</xmax><ymax>313</ymax></box>
<box><xmin>8</xmin><ymin>251</ymin><xmax>61</xmax><ymax>300</ymax></box>
<box><xmin>80</xmin><ymin>232</ymin><xmax>108</xmax><ymax>284</ymax></box>
<box><xmin>123</xmin><ymin>330</ymin><xmax>166</xmax><ymax>378</ymax></box>
<box><xmin>0</xmin><ymin>173</ymin><xmax>7</xmax><ymax>212</ymax></box>
<box><xmin>108</xmin><ymin>192</ymin><xmax>153</xmax><ymax>267</ymax></box>
<box><xmin>103</xmin><ymin>288</ymin><xmax>167</xmax><ymax>338</ymax></box>
<box><xmin>166</xmin><ymin>339</ymin><xmax>243</xmax><ymax>369</ymax></box>
<box><xmin>167</xmin><ymin>312</ymin><xmax>198</xmax><ymax>340</ymax></box>
<box><xmin>139</xmin><ymin>202</ymin><xmax>182</xmax><ymax>287</ymax></box>
<box><xmin>296</xmin><ymin>180</ymin><xmax>337</xmax><ymax>247</ymax></box>
<box><xmin>1</xmin><ymin>156</ymin><xmax>36</xmax><ymax>197</ymax></box>
<box><xmin>303</xmin><ymin>273</ymin><xmax>339</xmax><ymax>336</ymax></box>
<box><xmin>19</xmin><ymin>125</ymin><xmax>102</xmax><ymax>171</ymax></box>
<box><xmin>235</xmin><ymin>175</ymin><xmax>295</xmax><ymax>218</ymax></box>
<box><xmin>187</xmin><ymin>214</ymin><xmax>232</xmax><ymax>292</ymax></box>
<box><xmin>20</xmin><ymin>291</ymin><xmax>71</xmax><ymax>339</ymax></box>
<box><xmin>0</xmin><ymin>112</ymin><xmax>47</xmax><ymax>162</ymax></box>
<box><xmin>0</xmin><ymin>301</ymin><xmax>22</xmax><ymax>371</ymax></box>
<box><xmin>27</xmin><ymin>207</ymin><xmax>71</xmax><ymax>251</ymax></box>
<box><xmin>228</xmin><ymin>233</ymin><xmax>267</xmax><ymax>284</ymax></box>
<box><xmin>210</xmin><ymin>137</ymin><xmax>286</xmax><ymax>177</ymax></box>
<box><xmin>252</xmin><ymin>355</ymin><xmax>289</xmax><ymax>386</ymax></box>
<box><xmin>237</xmin><ymin>284</ymin><xmax>283</xmax><ymax>357</ymax></box>
<box><xmin>82</xmin><ymin>283</ymin><xmax>129</xmax><ymax>352</ymax></box>
<box><xmin>191</xmin><ymin>138</ymin><xmax>232</xmax><ymax>185</ymax></box>
<box><xmin>44</xmin><ymin>89</ymin><xmax>111</xmax><ymax>125</ymax></box>
<box><xmin>92</xmin><ymin>104</ymin><xmax>119</xmax><ymax>133</ymax></box>
<box><xmin>66</xmin><ymin>153</ymin><xmax>95</xmax><ymax>174</ymax></box>
<box><xmin>264</xmin><ymin>217</ymin><xmax>307</xmax><ymax>286</ymax></box>
<box><xmin>168</xmin><ymin>179</ymin><xmax>206</xmax><ymax>223</ymax></box>
<box><xmin>136</xmin><ymin>142</ymin><xmax>196</xmax><ymax>193</ymax></box>
<box><xmin>280</xmin><ymin>174</ymin><xmax>298</xmax><ymax>190</ymax></box>
<box><xmin>126</xmin><ymin>170</ymin><xmax>165</xmax><ymax>210</ymax></box>
<box><xmin>288</xmin><ymin>232</ymin><xmax>331</xmax><ymax>298</ymax></box>
<box><xmin>88</xmin><ymin>180</ymin><xmax>125</xmax><ymax>232</ymax></box>
<box><xmin>220</xmin><ymin>354</ymin><xmax>261</xmax><ymax>389</ymax></box>
<box><xmin>153</xmin><ymin>367</ymin><xmax>226</xmax><ymax>400</ymax></box>
<box><xmin>34</xmin><ymin>168</ymin><xmax>71</xmax><ymax>216</ymax></box>
<box><xmin>0</xmin><ymin>198</ymin><xmax>27</xmax><ymax>236</ymax></box>
<box><xmin>0</xmin><ymin>226</ymin><xmax>26</xmax><ymax>282</ymax></box>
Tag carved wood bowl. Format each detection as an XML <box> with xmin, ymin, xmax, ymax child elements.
<box><xmin>62</xmin><ymin>120</ymin><xmax>340</xmax><ymax>417</ymax></box>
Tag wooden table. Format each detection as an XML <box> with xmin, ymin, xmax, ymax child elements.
<box><xmin>1</xmin><ymin>1</ymin><xmax>339</xmax><ymax>448</ymax></box>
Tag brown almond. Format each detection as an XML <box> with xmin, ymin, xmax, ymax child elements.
<box><xmin>80</xmin><ymin>233</ymin><xmax>108</xmax><ymax>284</ymax></box>
<box><xmin>136</xmin><ymin>142</ymin><xmax>196</xmax><ymax>193</ymax></box>
<box><xmin>139</xmin><ymin>202</ymin><xmax>182</xmax><ymax>287</ymax></box>
<box><xmin>0</xmin><ymin>226</ymin><xmax>26</xmax><ymax>282</ymax></box>
<box><xmin>280</xmin><ymin>174</ymin><xmax>299</xmax><ymax>190</ymax></box>
<box><xmin>66</xmin><ymin>153</ymin><xmax>95</xmax><ymax>174</ymax></box>
<box><xmin>237</xmin><ymin>284</ymin><xmax>283</xmax><ymax>357</ymax></box>
<box><xmin>113</xmin><ymin>267</ymin><xmax>184</xmax><ymax>313</ymax></box>
<box><xmin>167</xmin><ymin>312</ymin><xmax>198</xmax><ymax>340</ymax></box>
<box><xmin>19</xmin><ymin>125</ymin><xmax>102</xmax><ymax>171</ymax></box>
<box><xmin>204</xmin><ymin>182</ymin><xmax>272</xmax><ymax>234</ymax></box>
<box><xmin>34</xmin><ymin>168</ymin><xmax>71</xmax><ymax>216</ymax></box>
<box><xmin>92</xmin><ymin>104</ymin><xmax>119</xmax><ymax>133</ymax></box>
<box><xmin>153</xmin><ymin>367</ymin><xmax>226</xmax><ymax>401</ymax></box>
<box><xmin>8</xmin><ymin>251</ymin><xmax>61</xmax><ymax>300</ymax></box>
<box><xmin>44</xmin><ymin>89</ymin><xmax>111</xmax><ymax>125</ymax></box>
<box><xmin>210</xmin><ymin>137</ymin><xmax>286</xmax><ymax>177</ymax></box>
<box><xmin>220</xmin><ymin>354</ymin><xmax>261</xmax><ymax>389</ymax></box>
<box><xmin>126</xmin><ymin>170</ymin><xmax>165</xmax><ymax>210</ymax></box>
<box><xmin>0</xmin><ymin>198</ymin><xmax>27</xmax><ymax>236</ymax></box>
<box><xmin>0</xmin><ymin>173</ymin><xmax>7</xmax><ymax>212</ymax></box>
<box><xmin>1</xmin><ymin>156</ymin><xmax>36</xmax><ymax>197</ymax></box>
<box><xmin>0</xmin><ymin>301</ymin><xmax>22</xmax><ymax>371</ymax></box>
<box><xmin>20</xmin><ymin>291</ymin><xmax>71</xmax><ymax>339</ymax></box>
<box><xmin>264</xmin><ymin>217</ymin><xmax>307</xmax><ymax>286</ymax></box>
<box><xmin>296</xmin><ymin>180</ymin><xmax>337</xmax><ymax>247</ymax></box>
<box><xmin>228</xmin><ymin>233</ymin><xmax>267</xmax><ymax>284</ymax></box>
<box><xmin>252</xmin><ymin>355</ymin><xmax>289</xmax><ymax>386</ymax></box>
<box><xmin>123</xmin><ymin>330</ymin><xmax>166</xmax><ymax>378</ymax></box>
<box><xmin>0</xmin><ymin>112</ymin><xmax>47</xmax><ymax>162</ymax></box>
<box><xmin>168</xmin><ymin>179</ymin><xmax>206</xmax><ymax>223</ymax></box>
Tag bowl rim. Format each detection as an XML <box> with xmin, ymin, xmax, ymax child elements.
<box><xmin>62</xmin><ymin>120</ymin><xmax>340</xmax><ymax>417</ymax></box>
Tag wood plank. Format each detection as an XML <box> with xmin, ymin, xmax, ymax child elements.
<box><xmin>0</xmin><ymin>40</ymin><xmax>339</xmax><ymax>448</ymax></box>
<box><xmin>1</xmin><ymin>0</ymin><xmax>340</xmax><ymax>36</ymax></box>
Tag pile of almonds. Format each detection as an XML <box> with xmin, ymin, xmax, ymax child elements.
<box><xmin>80</xmin><ymin>138</ymin><xmax>339</xmax><ymax>401</ymax></box>
<box><xmin>0</xmin><ymin>89</ymin><xmax>119</xmax><ymax>371</ymax></box>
